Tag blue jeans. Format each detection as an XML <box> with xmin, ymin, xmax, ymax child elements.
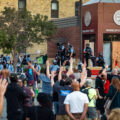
<box><xmin>54</xmin><ymin>101</ymin><xmax>59</xmax><ymax>115</ymax></box>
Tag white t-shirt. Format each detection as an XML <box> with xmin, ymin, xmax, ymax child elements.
<box><xmin>64</xmin><ymin>91</ymin><xmax>89</xmax><ymax>113</ymax></box>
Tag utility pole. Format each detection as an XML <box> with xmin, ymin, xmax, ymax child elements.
<box><xmin>79</xmin><ymin>0</ymin><xmax>82</xmax><ymax>60</ymax></box>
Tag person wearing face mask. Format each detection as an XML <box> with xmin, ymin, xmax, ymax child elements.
<box><xmin>96</xmin><ymin>52</ymin><xmax>105</xmax><ymax>68</ymax></box>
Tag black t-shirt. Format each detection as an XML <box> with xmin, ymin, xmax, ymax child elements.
<box><xmin>27</xmin><ymin>106</ymin><xmax>55</xmax><ymax>120</ymax></box>
<box><xmin>95</xmin><ymin>76</ymin><xmax>105</xmax><ymax>97</ymax></box>
<box><xmin>53</xmin><ymin>81</ymin><xmax>59</xmax><ymax>102</ymax></box>
<box><xmin>5</xmin><ymin>83</ymin><xmax>27</xmax><ymax>117</ymax></box>
<box><xmin>53</xmin><ymin>84</ymin><xmax>73</xmax><ymax>115</ymax></box>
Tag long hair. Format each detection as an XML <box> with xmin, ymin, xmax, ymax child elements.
<box><xmin>111</xmin><ymin>77</ymin><xmax>120</xmax><ymax>91</ymax></box>
<box><xmin>108</xmin><ymin>108</ymin><xmax>120</xmax><ymax>120</ymax></box>
<box><xmin>37</xmin><ymin>93</ymin><xmax>52</xmax><ymax>110</ymax></box>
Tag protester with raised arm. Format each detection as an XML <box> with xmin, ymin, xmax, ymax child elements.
<box><xmin>0</xmin><ymin>79</ymin><xmax>8</xmax><ymax>117</ymax></box>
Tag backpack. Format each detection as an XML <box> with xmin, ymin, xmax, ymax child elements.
<box><xmin>82</xmin><ymin>88</ymin><xmax>91</xmax><ymax>102</ymax></box>
<box><xmin>82</xmin><ymin>88</ymin><xmax>95</xmax><ymax>102</ymax></box>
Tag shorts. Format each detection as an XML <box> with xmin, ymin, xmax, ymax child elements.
<box><xmin>72</xmin><ymin>113</ymin><xmax>82</xmax><ymax>120</ymax></box>
<box><xmin>57</xmin><ymin>115</ymin><xmax>70</xmax><ymax>120</ymax></box>
<box><xmin>96</xmin><ymin>98</ymin><xmax>105</xmax><ymax>114</ymax></box>
<box><xmin>87</xmin><ymin>107</ymin><xmax>97</xmax><ymax>119</ymax></box>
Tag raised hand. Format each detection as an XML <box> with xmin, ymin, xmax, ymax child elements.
<box><xmin>105</xmin><ymin>65</ymin><xmax>109</xmax><ymax>69</ymax></box>
<box><xmin>69</xmin><ymin>58</ymin><xmax>73</xmax><ymax>64</ymax></box>
<box><xmin>28</xmin><ymin>62</ymin><xmax>32</xmax><ymax>68</ymax></box>
<box><xmin>80</xmin><ymin>64</ymin><xmax>87</xmax><ymax>87</ymax></box>
<box><xmin>46</xmin><ymin>60</ymin><xmax>50</xmax><ymax>66</ymax></box>
<box><xmin>60</xmin><ymin>66</ymin><xmax>64</xmax><ymax>72</ymax></box>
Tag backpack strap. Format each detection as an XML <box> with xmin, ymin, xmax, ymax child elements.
<box><xmin>87</xmin><ymin>88</ymin><xmax>96</xmax><ymax>102</ymax></box>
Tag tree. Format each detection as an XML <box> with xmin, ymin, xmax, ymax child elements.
<box><xmin>0</xmin><ymin>7</ymin><xmax>57</xmax><ymax>71</ymax></box>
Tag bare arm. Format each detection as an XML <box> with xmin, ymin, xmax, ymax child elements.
<box><xmin>102</xmin><ymin>65</ymin><xmax>108</xmax><ymax>75</ymax></box>
<box><xmin>0</xmin><ymin>79</ymin><xmax>8</xmax><ymax>117</ymax></box>
<box><xmin>58</xmin><ymin>67</ymin><xmax>64</xmax><ymax>81</ymax></box>
<box><xmin>31</xmin><ymin>89</ymin><xmax>35</xmax><ymax>97</ymax></box>
<box><xmin>26</xmin><ymin>118</ymin><xmax>30</xmax><ymax>120</ymax></box>
<box><xmin>80</xmin><ymin>64</ymin><xmax>87</xmax><ymax>87</ymax></box>
<box><xmin>80</xmin><ymin>104</ymin><xmax>88</xmax><ymax>120</ymax></box>
<box><xmin>46</xmin><ymin>60</ymin><xmax>51</xmax><ymax>79</ymax></box>
<box><xmin>27</xmin><ymin>62</ymin><xmax>40</xmax><ymax>76</ymax></box>
<box><xmin>51</xmin><ymin>74</ymin><xmax>55</xmax><ymax>87</ymax></box>
<box><xmin>101</xmin><ymin>65</ymin><xmax>109</xmax><ymax>80</ymax></box>
<box><xmin>65</xmin><ymin>104</ymin><xmax>77</xmax><ymax>120</ymax></box>
<box><xmin>66</xmin><ymin>58</ymin><xmax>73</xmax><ymax>77</ymax></box>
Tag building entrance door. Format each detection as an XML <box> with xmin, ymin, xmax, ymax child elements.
<box><xmin>103</xmin><ymin>42</ymin><xmax>111</xmax><ymax>70</ymax></box>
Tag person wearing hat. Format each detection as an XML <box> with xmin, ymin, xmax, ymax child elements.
<box><xmin>50</xmin><ymin>59</ymin><xmax>59</xmax><ymax>72</ymax></box>
<box><xmin>96</xmin><ymin>52</ymin><xmax>105</xmax><ymax>68</ymax></box>
<box><xmin>67</xmin><ymin>43</ymin><xmax>76</xmax><ymax>59</ymax></box>
<box><xmin>83</xmin><ymin>43</ymin><xmax>93</xmax><ymax>67</ymax></box>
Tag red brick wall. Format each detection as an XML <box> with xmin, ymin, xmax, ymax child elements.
<box><xmin>82</xmin><ymin>3</ymin><xmax>120</xmax><ymax>56</ymax></box>
<box><xmin>47</xmin><ymin>26</ymin><xmax>80</xmax><ymax>58</ymax></box>
<box><xmin>48</xmin><ymin>3</ymin><xmax>120</xmax><ymax>58</ymax></box>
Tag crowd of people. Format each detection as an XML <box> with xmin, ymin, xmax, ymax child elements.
<box><xmin>0</xmin><ymin>43</ymin><xmax>120</xmax><ymax>120</ymax></box>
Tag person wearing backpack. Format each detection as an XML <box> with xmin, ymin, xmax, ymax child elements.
<box><xmin>81</xmin><ymin>80</ymin><xmax>97</xmax><ymax>120</ymax></box>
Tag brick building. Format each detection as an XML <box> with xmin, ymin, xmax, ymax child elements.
<box><xmin>48</xmin><ymin>16</ymin><xmax>80</xmax><ymax>58</ymax></box>
<box><xmin>0</xmin><ymin>0</ymin><xmax>89</xmax><ymax>55</ymax></box>
<box><xmin>48</xmin><ymin>0</ymin><xmax>120</xmax><ymax>68</ymax></box>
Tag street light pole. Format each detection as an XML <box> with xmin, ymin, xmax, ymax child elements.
<box><xmin>79</xmin><ymin>0</ymin><xmax>82</xmax><ymax>60</ymax></box>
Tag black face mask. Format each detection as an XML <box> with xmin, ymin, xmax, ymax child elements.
<box><xmin>86</xmin><ymin>46</ymin><xmax>90</xmax><ymax>49</ymax></box>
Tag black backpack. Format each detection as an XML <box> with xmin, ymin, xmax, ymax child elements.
<box><xmin>81</xmin><ymin>88</ymin><xmax>95</xmax><ymax>102</ymax></box>
<box><xmin>82</xmin><ymin>88</ymin><xmax>91</xmax><ymax>102</ymax></box>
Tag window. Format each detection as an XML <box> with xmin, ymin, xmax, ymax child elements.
<box><xmin>51</xmin><ymin>0</ymin><xmax>59</xmax><ymax>18</ymax></box>
<box><xmin>75</xmin><ymin>2</ymin><xmax>80</xmax><ymax>16</ymax></box>
<box><xmin>18</xmin><ymin>0</ymin><xmax>26</xmax><ymax>10</ymax></box>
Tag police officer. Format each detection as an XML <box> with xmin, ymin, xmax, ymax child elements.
<box><xmin>84</xmin><ymin>43</ymin><xmax>93</xmax><ymax>67</ymax></box>
<box><xmin>96</xmin><ymin>52</ymin><xmax>105</xmax><ymax>68</ymax></box>
<box><xmin>66</xmin><ymin>43</ymin><xmax>75</xmax><ymax>60</ymax></box>
<box><xmin>56</xmin><ymin>43</ymin><xmax>66</xmax><ymax>66</ymax></box>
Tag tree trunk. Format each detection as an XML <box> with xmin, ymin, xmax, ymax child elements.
<box><xmin>12</xmin><ymin>51</ymin><xmax>17</xmax><ymax>73</ymax></box>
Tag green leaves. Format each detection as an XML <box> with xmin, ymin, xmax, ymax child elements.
<box><xmin>0</xmin><ymin>7</ymin><xmax>57</xmax><ymax>54</ymax></box>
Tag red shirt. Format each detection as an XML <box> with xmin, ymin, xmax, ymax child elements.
<box><xmin>104</xmin><ymin>79</ymin><xmax>110</xmax><ymax>94</ymax></box>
